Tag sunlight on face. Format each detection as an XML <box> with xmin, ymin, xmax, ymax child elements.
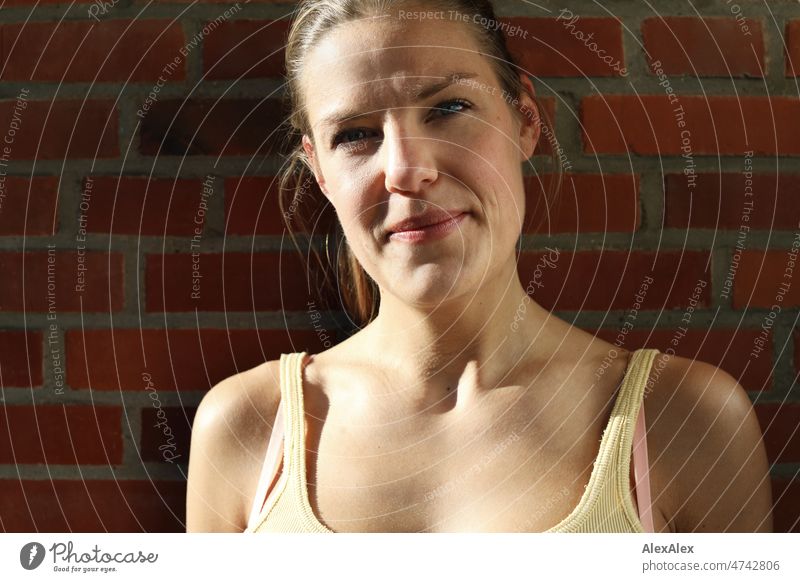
<box><xmin>301</xmin><ymin>10</ymin><xmax>535</xmax><ymax>307</ymax></box>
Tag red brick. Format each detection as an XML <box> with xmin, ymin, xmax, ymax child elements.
<box><xmin>0</xmin><ymin>479</ymin><xmax>185</xmax><ymax>532</ymax></box>
<box><xmin>0</xmin><ymin>100</ymin><xmax>118</xmax><ymax>159</ymax></box>
<box><xmin>139</xmin><ymin>99</ymin><xmax>285</xmax><ymax>156</ymax></box>
<box><xmin>523</xmin><ymin>174</ymin><xmax>640</xmax><ymax>234</ymax></box>
<box><xmin>643</xmin><ymin>17</ymin><xmax>764</xmax><ymax>77</ymax></box>
<box><xmin>0</xmin><ymin>405</ymin><xmax>122</xmax><ymax>465</ymax></box>
<box><xmin>141</xmin><ymin>406</ymin><xmax>196</xmax><ymax>464</ymax></box>
<box><xmin>665</xmin><ymin>173</ymin><xmax>800</xmax><ymax>230</ymax></box>
<box><xmin>0</xmin><ymin>177</ymin><xmax>59</xmax><ymax>236</ymax></box>
<box><xmin>787</xmin><ymin>20</ymin><xmax>800</xmax><ymax>77</ymax></box>
<box><xmin>225</xmin><ymin>176</ymin><xmax>289</xmax><ymax>236</ymax></box>
<box><xmin>518</xmin><ymin>250</ymin><xmax>711</xmax><ymax>312</ymax></box>
<box><xmin>754</xmin><ymin>403</ymin><xmax>800</xmax><ymax>464</ymax></box>
<box><xmin>66</xmin><ymin>328</ymin><xmax>324</xmax><ymax>390</ymax></box>
<box><xmin>772</xmin><ymin>476</ymin><xmax>800</xmax><ymax>533</ymax></box>
<box><xmin>591</xmin><ymin>327</ymin><xmax>773</xmax><ymax>392</ymax></box>
<box><xmin>81</xmin><ymin>176</ymin><xmax>210</xmax><ymax>236</ymax></box>
<box><xmin>0</xmin><ymin>330</ymin><xmax>43</xmax><ymax>387</ymax></box>
<box><xmin>733</xmin><ymin>250</ymin><xmax>800</xmax><ymax>309</ymax></box>
<box><xmin>582</xmin><ymin>95</ymin><xmax>800</xmax><ymax>156</ymax></box>
<box><xmin>505</xmin><ymin>16</ymin><xmax>626</xmax><ymax>77</ymax></box>
<box><xmin>0</xmin><ymin>20</ymin><xmax>185</xmax><ymax>82</ymax></box>
<box><xmin>203</xmin><ymin>19</ymin><xmax>290</xmax><ymax>79</ymax></box>
<box><xmin>0</xmin><ymin>252</ymin><xmax>124</xmax><ymax>312</ymax></box>
<box><xmin>145</xmin><ymin>252</ymin><xmax>319</xmax><ymax>312</ymax></box>
<box><xmin>225</xmin><ymin>175</ymin><xmax>351</xmax><ymax>237</ymax></box>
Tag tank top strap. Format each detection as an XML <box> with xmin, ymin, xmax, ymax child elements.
<box><xmin>280</xmin><ymin>352</ymin><xmax>309</xmax><ymax>488</ymax></box>
<box><xmin>616</xmin><ymin>348</ymin><xmax>659</xmax><ymax>420</ymax></box>
<box><xmin>609</xmin><ymin>348</ymin><xmax>658</xmax><ymax>461</ymax></box>
<box><xmin>279</xmin><ymin>351</ymin><xmax>336</xmax><ymax>532</ymax></box>
<box><xmin>613</xmin><ymin>348</ymin><xmax>659</xmax><ymax>518</ymax></box>
<box><xmin>594</xmin><ymin>348</ymin><xmax>659</xmax><ymax>469</ymax></box>
<box><xmin>550</xmin><ymin>348</ymin><xmax>660</xmax><ymax>532</ymax></box>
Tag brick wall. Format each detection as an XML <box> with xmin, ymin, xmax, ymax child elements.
<box><xmin>0</xmin><ymin>0</ymin><xmax>797</xmax><ymax>532</ymax></box>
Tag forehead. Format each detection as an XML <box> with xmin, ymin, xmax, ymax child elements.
<box><xmin>300</xmin><ymin>15</ymin><xmax>494</xmax><ymax>128</ymax></box>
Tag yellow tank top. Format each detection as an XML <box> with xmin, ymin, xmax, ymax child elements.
<box><xmin>246</xmin><ymin>348</ymin><xmax>659</xmax><ymax>533</ymax></box>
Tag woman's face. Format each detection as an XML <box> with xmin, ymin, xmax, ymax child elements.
<box><xmin>301</xmin><ymin>12</ymin><xmax>539</xmax><ymax>308</ymax></box>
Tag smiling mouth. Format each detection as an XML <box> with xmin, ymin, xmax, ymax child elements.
<box><xmin>387</xmin><ymin>212</ymin><xmax>469</xmax><ymax>244</ymax></box>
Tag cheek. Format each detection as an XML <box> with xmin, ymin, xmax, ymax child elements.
<box><xmin>323</xmin><ymin>161</ymin><xmax>376</xmax><ymax>227</ymax></box>
<box><xmin>330</xmin><ymin>192</ymin><xmax>382</xmax><ymax>258</ymax></box>
<box><xmin>465</xmin><ymin>131</ymin><xmax>524</xmax><ymax>223</ymax></box>
<box><xmin>334</xmin><ymin>200</ymin><xmax>369</xmax><ymax>244</ymax></box>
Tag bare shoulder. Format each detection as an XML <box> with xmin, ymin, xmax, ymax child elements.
<box><xmin>644</xmin><ymin>352</ymin><xmax>773</xmax><ymax>533</ymax></box>
<box><xmin>186</xmin><ymin>359</ymin><xmax>282</xmax><ymax>532</ymax></box>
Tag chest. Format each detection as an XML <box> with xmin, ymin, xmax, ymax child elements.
<box><xmin>304</xmin><ymin>394</ymin><xmax>613</xmax><ymax>533</ymax></box>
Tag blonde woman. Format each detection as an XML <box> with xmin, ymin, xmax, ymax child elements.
<box><xmin>186</xmin><ymin>0</ymin><xmax>773</xmax><ymax>533</ymax></box>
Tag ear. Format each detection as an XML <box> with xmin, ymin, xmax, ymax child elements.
<box><xmin>302</xmin><ymin>134</ymin><xmax>331</xmax><ymax>199</ymax></box>
<box><xmin>515</xmin><ymin>74</ymin><xmax>541</xmax><ymax>162</ymax></box>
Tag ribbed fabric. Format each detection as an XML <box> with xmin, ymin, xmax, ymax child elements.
<box><xmin>246</xmin><ymin>352</ymin><xmax>332</xmax><ymax>533</ymax></box>
<box><xmin>246</xmin><ymin>348</ymin><xmax>659</xmax><ymax>533</ymax></box>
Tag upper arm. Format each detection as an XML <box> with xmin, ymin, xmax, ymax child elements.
<box><xmin>185</xmin><ymin>362</ymin><xmax>281</xmax><ymax>533</ymax></box>
<box><xmin>653</xmin><ymin>356</ymin><xmax>773</xmax><ymax>533</ymax></box>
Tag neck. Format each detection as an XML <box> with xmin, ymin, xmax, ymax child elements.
<box><xmin>363</xmin><ymin>253</ymin><xmax>554</xmax><ymax>407</ymax></box>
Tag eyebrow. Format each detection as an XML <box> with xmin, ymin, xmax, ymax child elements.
<box><xmin>317</xmin><ymin>70</ymin><xmax>480</xmax><ymax>131</ymax></box>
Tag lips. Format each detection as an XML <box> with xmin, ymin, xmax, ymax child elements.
<box><xmin>386</xmin><ymin>209</ymin><xmax>468</xmax><ymax>237</ymax></box>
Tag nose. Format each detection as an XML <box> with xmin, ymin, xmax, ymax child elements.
<box><xmin>382</xmin><ymin>121</ymin><xmax>438</xmax><ymax>195</ymax></box>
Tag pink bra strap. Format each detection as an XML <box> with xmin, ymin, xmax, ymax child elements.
<box><xmin>246</xmin><ymin>400</ymin><xmax>285</xmax><ymax>529</ymax></box>
<box><xmin>632</xmin><ymin>399</ymin><xmax>655</xmax><ymax>532</ymax></box>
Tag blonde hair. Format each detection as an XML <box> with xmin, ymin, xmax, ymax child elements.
<box><xmin>277</xmin><ymin>0</ymin><xmax>561</xmax><ymax>328</ymax></box>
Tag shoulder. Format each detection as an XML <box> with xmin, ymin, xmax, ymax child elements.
<box><xmin>191</xmin><ymin>359</ymin><xmax>282</xmax><ymax>446</ymax></box>
<box><xmin>644</xmin><ymin>351</ymin><xmax>773</xmax><ymax>532</ymax></box>
<box><xmin>186</xmin><ymin>359</ymin><xmax>282</xmax><ymax>532</ymax></box>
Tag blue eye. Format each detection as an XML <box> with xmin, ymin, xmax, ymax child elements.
<box><xmin>431</xmin><ymin>99</ymin><xmax>472</xmax><ymax>117</ymax></box>
<box><xmin>332</xmin><ymin>128</ymin><xmax>374</xmax><ymax>147</ymax></box>
<box><xmin>331</xmin><ymin>99</ymin><xmax>473</xmax><ymax>149</ymax></box>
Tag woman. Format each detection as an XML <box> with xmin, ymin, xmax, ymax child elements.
<box><xmin>186</xmin><ymin>0</ymin><xmax>773</xmax><ymax>533</ymax></box>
